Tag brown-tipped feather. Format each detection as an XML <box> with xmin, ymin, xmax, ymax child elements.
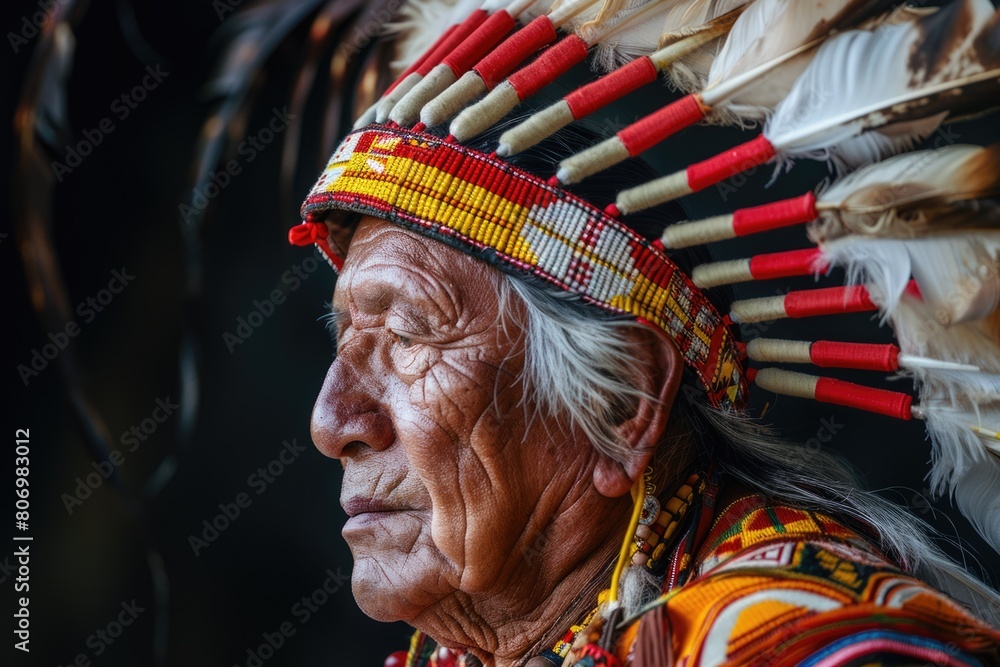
<box><xmin>809</xmin><ymin>144</ymin><xmax>1000</xmax><ymax>241</ymax></box>
<box><xmin>855</xmin><ymin>68</ymin><xmax>1000</xmax><ymax>133</ymax></box>
<box><xmin>761</xmin><ymin>0</ymin><xmax>998</xmax><ymax>171</ymax></box>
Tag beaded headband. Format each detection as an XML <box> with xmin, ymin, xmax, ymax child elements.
<box><xmin>293</xmin><ymin>124</ymin><xmax>748</xmax><ymax>410</ymax></box>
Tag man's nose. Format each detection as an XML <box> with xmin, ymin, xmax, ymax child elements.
<box><xmin>310</xmin><ymin>346</ymin><xmax>394</xmax><ymax>460</ymax></box>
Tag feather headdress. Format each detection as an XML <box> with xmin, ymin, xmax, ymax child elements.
<box><xmin>497</xmin><ymin>3</ymin><xmax>747</xmax><ymax>156</ymax></box>
<box><xmin>557</xmin><ymin>0</ymin><xmax>913</xmax><ymax>184</ymax></box>
<box><xmin>612</xmin><ymin>0</ymin><xmax>1000</xmax><ymax>212</ymax></box>
<box><xmin>289</xmin><ymin>0</ymin><xmax>1000</xmax><ymax>555</ymax></box>
<box><xmin>449</xmin><ymin>0</ymin><xmax>742</xmax><ymax>140</ymax></box>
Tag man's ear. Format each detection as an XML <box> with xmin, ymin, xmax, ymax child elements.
<box><xmin>592</xmin><ymin>326</ymin><xmax>684</xmax><ymax>498</ymax></box>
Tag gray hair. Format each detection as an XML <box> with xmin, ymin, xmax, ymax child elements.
<box><xmin>498</xmin><ymin>273</ymin><xmax>1000</xmax><ymax>625</ymax></box>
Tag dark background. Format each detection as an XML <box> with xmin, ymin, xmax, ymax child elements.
<box><xmin>2</xmin><ymin>1</ymin><xmax>999</xmax><ymax>665</ymax></box>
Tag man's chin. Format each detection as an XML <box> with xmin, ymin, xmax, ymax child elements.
<box><xmin>350</xmin><ymin>555</ymin><xmax>432</xmax><ymax>622</ymax></box>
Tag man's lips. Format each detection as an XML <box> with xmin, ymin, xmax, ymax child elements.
<box><xmin>341</xmin><ymin>497</ymin><xmax>411</xmax><ymax>517</ymax></box>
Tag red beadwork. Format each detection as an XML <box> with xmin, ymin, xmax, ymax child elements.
<box><xmin>578</xmin><ymin>643</ymin><xmax>622</xmax><ymax>667</ymax></box>
<box><xmin>385</xmin><ymin>651</ymin><xmax>408</xmax><ymax>667</ymax></box>
<box><xmin>297</xmin><ymin>126</ymin><xmax>749</xmax><ymax>410</ymax></box>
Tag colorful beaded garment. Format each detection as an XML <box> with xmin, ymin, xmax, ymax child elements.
<box><xmin>397</xmin><ymin>495</ymin><xmax>1000</xmax><ymax>667</ymax></box>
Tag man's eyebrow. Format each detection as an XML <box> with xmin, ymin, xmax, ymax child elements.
<box><xmin>322</xmin><ymin>304</ymin><xmax>350</xmax><ymax>339</ymax></box>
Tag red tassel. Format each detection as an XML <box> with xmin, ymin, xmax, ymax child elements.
<box><xmin>508</xmin><ymin>34</ymin><xmax>591</xmax><ymax>100</ymax></box>
<box><xmin>441</xmin><ymin>10</ymin><xmax>517</xmax><ymax>75</ymax></box>
<box><xmin>814</xmin><ymin>377</ymin><xmax>912</xmax><ymax>420</ymax></box>
<box><xmin>731</xmin><ymin>192</ymin><xmax>818</xmax><ymax>236</ymax></box>
<box><xmin>473</xmin><ymin>16</ymin><xmax>558</xmax><ymax>89</ymax></box>
<box><xmin>686</xmin><ymin>135</ymin><xmax>776</xmax><ymax>193</ymax></box>
<box><xmin>748</xmin><ymin>248</ymin><xmax>824</xmax><ymax>280</ymax></box>
<box><xmin>578</xmin><ymin>643</ymin><xmax>622</xmax><ymax>667</ymax></box>
<box><xmin>288</xmin><ymin>221</ymin><xmax>328</xmax><ymax>246</ymax></box>
<box><xmin>565</xmin><ymin>56</ymin><xmax>659</xmax><ymax>119</ymax></box>
<box><xmin>618</xmin><ymin>94</ymin><xmax>707</xmax><ymax>157</ymax></box>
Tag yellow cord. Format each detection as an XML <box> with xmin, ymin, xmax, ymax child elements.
<box><xmin>608</xmin><ymin>479</ymin><xmax>644</xmax><ymax>604</ymax></box>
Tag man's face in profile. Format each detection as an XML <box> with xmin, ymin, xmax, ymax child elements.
<box><xmin>309</xmin><ymin>216</ymin><xmax>605</xmax><ymax>624</ymax></box>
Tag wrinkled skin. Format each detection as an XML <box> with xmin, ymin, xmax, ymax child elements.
<box><xmin>310</xmin><ymin>217</ymin><xmax>684</xmax><ymax>665</ymax></box>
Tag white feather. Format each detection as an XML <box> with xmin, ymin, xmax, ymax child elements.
<box><xmin>765</xmin><ymin>0</ymin><xmax>996</xmax><ymax>172</ymax></box>
<box><xmin>557</xmin><ymin>0</ymin><xmax>611</xmax><ymax>34</ymax></box>
<box><xmin>707</xmin><ymin>0</ymin><xmax>783</xmax><ymax>82</ymax></box>
<box><xmin>892</xmin><ymin>297</ymin><xmax>1000</xmax><ymax>374</ymax></box>
<box><xmin>700</xmin><ymin>0</ymin><xmax>879</xmax><ymax>123</ymax></box>
<box><xmin>808</xmin><ymin>145</ymin><xmax>1000</xmax><ymax>242</ymax></box>
<box><xmin>821</xmin><ymin>234</ymin><xmax>1000</xmax><ymax>325</ymax></box>
<box><xmin>881</xmin><ymin>293</ymin><xmax>1000</xmax><ymax>550</ymax></box>
<box><xmin>654</xmin><ymin>0</ymin><xmax>748</xmax><ymax>90</ymax></box>
<box><xmin>389</xmin><ymin>0</ymin><xmax>486</xmax><ymax>73</ymax></box>
<box><xmin>921</xmin><ymin>403</ymin><xmax>1000</xmax><ymax>552</ymax></box>
<box><xmin>592</xmin><ymin>0</ymin><xmax>686</xmax><ymax>70</ymax></box>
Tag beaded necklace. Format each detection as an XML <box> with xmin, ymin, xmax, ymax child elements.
<box><xmin>393</xmin><ymin>469</ymin><xmax>716</xmax><ymax>667</ymax></box>
<box><xmin>539</xmin><ymin>470</ymin><xmax>711</xmax><ymax>667</ymax></box>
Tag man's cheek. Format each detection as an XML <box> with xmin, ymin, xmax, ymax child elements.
<box><xmin>392</xmin><ymin>346</ymin><xmax>438</xmax><ymax>381</ymax></box>
<box><xmin>404</xmin><ymin>361</ymin><xmax>479</xmax><ymax>433</ymax></box>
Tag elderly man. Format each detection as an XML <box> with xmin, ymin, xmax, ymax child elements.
<box><xmin>304</xmin><ymin>203</ymin><xmax>1000</xmax><ymax>664</ymax></box>
<box><xmin>293</xmin><ymin>0</ymin><xmax>1000</xmax><ymax>663</ymax></box>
